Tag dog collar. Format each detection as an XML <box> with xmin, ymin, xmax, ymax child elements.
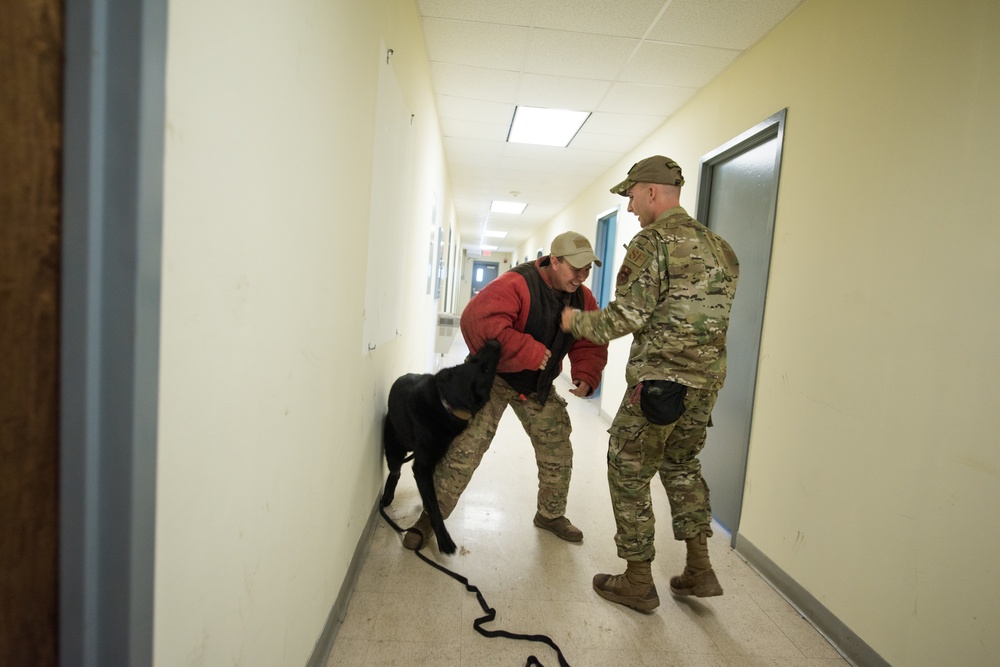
<box><xmin>440</xmin><ymin>397</ymin><xmax>472</xmax><ymax>421</ymax></box>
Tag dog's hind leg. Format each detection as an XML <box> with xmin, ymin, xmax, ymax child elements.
<box><xmin>412</xmin><ymin>461</ymin><xmax>456</xmax><ymax>554</ymax></box>
<box><xmin>381</xmin><ymin>416</ymin><xmax>405</xmax><ymax>507</ymax></box>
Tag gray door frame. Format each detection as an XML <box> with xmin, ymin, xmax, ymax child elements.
<box><xmin>695</xmin><ymin>109</ymin><xmax>787</xmax><ymax>544</ymax></box>
<box><xmin>62</xmin><ymin>0</ymin><xmax>167</xmax><ymax>665</ymax></box>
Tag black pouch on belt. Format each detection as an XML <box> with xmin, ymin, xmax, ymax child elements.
<box><xmin>639</xmin><ymin>380</ymin><xmax>688</xmax><ymax>425</ymax></box>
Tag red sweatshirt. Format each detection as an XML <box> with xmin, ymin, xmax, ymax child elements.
<box><xmin>460</xmin><ymin>259</ymin><xmax>608</xmax><ymax>394</ymax></box>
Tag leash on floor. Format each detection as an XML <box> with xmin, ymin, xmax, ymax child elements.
<box><xmin>378</xmin><ymin>498</ymin><xmax>571</xmax><ymax>667</ymax></box>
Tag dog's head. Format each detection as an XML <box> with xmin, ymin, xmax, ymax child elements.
<box><xmin>437</xmin><ymin>339</ymin><xmax>501</xmax><ymax>417</ymax></box>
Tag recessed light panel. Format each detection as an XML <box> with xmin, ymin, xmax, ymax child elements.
<box><xmin>490</xmin><ymin>201</ymin><xmax>527</xmax><ymax>214</ymax></box>
<box><xmin>507</xmin><ymin>106</ymin><xmax>590</xmax><ymax>147</ymax></box>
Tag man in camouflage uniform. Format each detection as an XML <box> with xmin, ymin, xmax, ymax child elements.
<box><xmin>561</xmin><ymin>156</ymin><xmax>739</xmax><ymax>612</ymax></box>
<box><xmin>403</xmin><ymin>232</ymin><xmax>608</xmax><ymax>550</ymax></box>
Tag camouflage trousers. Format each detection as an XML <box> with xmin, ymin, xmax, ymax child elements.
<box><xmin>607</xmin><ymin>383</ymin><xmax>718</xmax><ymax>562</ymax></box>
<box><xmin>432</xmin><ymin>376</ymin><xmax>574</xmax><ymax>520</ymax></box>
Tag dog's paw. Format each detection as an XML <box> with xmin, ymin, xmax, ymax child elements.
<box><xmin>437</xmin><ymin>535</ymin><xmax>457</xmax><ymax>555</ymax></box>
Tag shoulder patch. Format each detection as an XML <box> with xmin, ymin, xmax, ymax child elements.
<box><xmin>615</xmin><ymin>236</ymin><xmax>655</xmax><ymax>291</ymax></box>
<box><xmin>626</xmin><ymin>246</ymin><xmax>648</xmax><ymax>265</ymax></box>
<box><xmin>623</xmin><ymin>240</ymin><xmax>654</xmax><ymax>272</ymax></box>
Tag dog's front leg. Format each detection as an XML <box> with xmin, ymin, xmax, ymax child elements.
<box><xmin>412</xmin><ymin>461</ymin><xmax>456</xmax><ymax>555</ymax></box>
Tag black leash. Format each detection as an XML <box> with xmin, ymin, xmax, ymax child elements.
<box><xmin>378</xmin><ymin>488</ymin><xmax>571</xmax><ymax>667</ymax></box>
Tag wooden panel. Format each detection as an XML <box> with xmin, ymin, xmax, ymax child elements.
<box><xmin>0</xmin><ymin>0</ymin><xmax>63</xmax><ymax>664</ymax></box>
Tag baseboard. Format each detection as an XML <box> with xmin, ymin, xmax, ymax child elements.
<box><xmin>306</xmin><ymin>494</ymin><xmax>381</xmax><ymax>667</ymax></box>
<box><xmin>733</xmin><ymin>534</ymin><xmax>890</xmax><ymax>667</ymax></box>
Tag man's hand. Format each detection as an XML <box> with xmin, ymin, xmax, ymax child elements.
<box><xmin>560</xmin><ymin>307</ymin><xmax>578</xmax><ymax>333</ymax></box>
<box><xmin>538</xmin><ymin>348</ymin><xmax>552</xmax><ymax>370</ymax></box>
<box><xmin>569</xmin><ymin>380</ymin><xmax>591</xmax><ymax>397</ymax></box>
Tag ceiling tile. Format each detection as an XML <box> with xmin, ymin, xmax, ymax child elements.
<box><xmin>439</xmin><ymin>116</ymin><xmax>511</xmax><ymax>141</ymax></box>
<box><xmin>648</xmin><ymin>0</ymin><xmax>804</xmax><ymax>50</ymax></box>
<box><xmin>443</xmin><ymin>136</ymin><xmax>505</xmax><ymax>159</ymax></box>
<box><xmin>435</xmin><ymin>95</ymin><xmax>514</xmax><ymax>124</ymax></box>
<box><xmin>598</xmin><ymin>82</ymin><xmax>695</xmax><ymax>115</ymax></box>
<box><xmin>524</xmin><ymin>29</ymin><xmax>638</xmax><ymax>79</ymax></box>
<box><xmin>581</xmin><ymin>111</ymin><xmax>666</xmax><ymax>138</ymax></box>
<box><xmin>621</xmin><ymin>41</ymin><xmax>739</xmax><ymax>87</ymax></box>
<box><xmin>571</xmin><ymin>131</ymin><xmax>641</xmax><ymax>154</ymax></box>
<box><xmin>515</xmin><ymin>73</ymin><xmax>612</xmax><ymax>110</ymax></box>
<box><xmin>421</xmin><ymin>18</ymin><xmax>530</xmax><ymax>70</ymax></box>
<box><xmin>417</xmin><ymin>0</ymin><xmax>537</xmax><ymax>25</ymax></box>
<box><xmin>531</xmin><ymin>0</ymin><xmax>668</xmax><ymax>38</ymax></box>
<box><xmin>430</xmin><ymin>63</ymin><xmax>521</xmax><ymax>102</ymax></box>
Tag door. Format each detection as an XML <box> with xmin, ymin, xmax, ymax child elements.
<box><xmin>470</xmin><ymin>261</ymin><xmax>499</xmax><ymax>298</ymax></box>
<box><xmin>591</xmin><ymin>210</ymin><xmax>618</xmax><ymax>308</ymax></box>
<box><xmin>696</xmin><ymin>110</ymin><xmax>786</xmax><ymax>540</ymax></box>
<box><xmin>587</xmin><ymin>211</ymin><xmax>618</xmax><ymax>398</ymax></box>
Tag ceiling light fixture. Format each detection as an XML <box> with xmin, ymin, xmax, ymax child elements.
<box><xmin>507</xmin><ymin>106</ymin><xmax>590</xmax><ymax>147</ymax></box>
<box><xmin>482</xmin><ymin>230</ymin><xmax>508</xmax><ymax>238</ymax></box>
<box><xmin>490</xmin><ymin>200</ymin><xmax>527</xmax><ymax>214</ymax></box>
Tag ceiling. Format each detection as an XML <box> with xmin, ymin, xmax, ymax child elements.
<box><xmin>416</xmin><ymin>0</ymin><xmax>803</xmax><ymax>254</ymax></box>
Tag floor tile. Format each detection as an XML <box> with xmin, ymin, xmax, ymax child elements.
<box><xmin>764</xmin><ymin>608</ymin><xmax>845</xmax><ymax>660</ymax></box>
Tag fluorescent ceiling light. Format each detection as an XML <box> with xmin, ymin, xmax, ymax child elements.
<box><xmin>490</xmin><ymin>200</ymin><xmax>527</xmax><ymax>214</ymax></box>
<box><xmin>480</xmin><ymin>245</ymin><xmax>498</xmax><ymax>251</ymax></box>
<box><xmin>507</xmin><ymin>106</ymin><xmax>590</xmax><ymax>147</ymax></box>
<box><xmin>482</xmin><ymin>230</ymin><xmax>508</xmax><ymax>238</ymax></box>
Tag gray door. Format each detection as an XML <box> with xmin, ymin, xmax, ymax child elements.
<box><xmin>696</xmin><ymin>110</ymin><xmax>786</xmax><ymax>540</ymax></box>
<box><xmin>470</xmin><ymin>261</ymin><xmax>499</xmax><ymax>298</ymax></box>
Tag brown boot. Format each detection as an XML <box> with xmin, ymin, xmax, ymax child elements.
<box><xmin>402</xmin><ymin>512</ymin><xmax>432</xmax><ymax>550</ymax></box>
<box><xmin>669</xmin><ymin>533</ymin><xmax>723</xmax><ymax>597</ymax></box>
<box><xmin>533</xmin><ymin>512</ymin><xmax>583</xmax><ymax>542</ymax></box>
<box><xmin>593</xmin><ymin>560</ymin><xmax>660</xmax><ymax>612</ymax></box>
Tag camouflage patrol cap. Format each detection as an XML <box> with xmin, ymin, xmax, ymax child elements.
<box><xmin>550</xmin><ymin>231</ymin><xmax>602</xmax><ymax>268</ymax></box>
<box><xmin>610</xmin><ymin>155</ymin><xmax>685</xmax><ymax>195</ymax></box>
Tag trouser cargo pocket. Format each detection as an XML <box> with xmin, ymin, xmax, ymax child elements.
<box><xmin>639</xmin><ymin>380</ymin><xmax>687</xmax><ymax>425</ymax></box>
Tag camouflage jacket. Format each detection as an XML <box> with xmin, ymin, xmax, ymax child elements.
<box><xmin>570</xmin><ymin>206</ymin><xmax>739</xmax><ymax>390</ymax></box>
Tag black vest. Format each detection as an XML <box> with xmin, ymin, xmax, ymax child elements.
<box><xmin>498</xmin><ymin>261</ymin><xmax>584</xmax><ymax>404</ymax></box>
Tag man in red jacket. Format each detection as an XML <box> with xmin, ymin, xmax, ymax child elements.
<box><xmin>404</xmin><ymin>231</ymin><xmax>609</xmax><ymax>549</ymax></box>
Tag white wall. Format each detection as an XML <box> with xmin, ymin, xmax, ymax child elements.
<box><xmin>522</xmin><ymin>0</ymin><xmax>1000</xmax><ymax>665</ymax></box>
<box><xmin>155</xmin><ymin>1</ymin><xmax>452</xmax><ymax>664</ymax></box>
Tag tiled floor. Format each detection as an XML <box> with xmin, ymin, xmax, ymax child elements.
<box><xmin>326</xmin><ymin>341</ymin><xmax>849</xmax><ymax>667</ymax></box>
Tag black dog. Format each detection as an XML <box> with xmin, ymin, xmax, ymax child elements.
<box><xmin>380</xmin><ymin>340</ymin><xmax>501</xmax><ymax>554</ymax></box>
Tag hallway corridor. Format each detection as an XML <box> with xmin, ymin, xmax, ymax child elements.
<box><xmin>326</xmin><ymin>341</ymin><xmax>848</xmax><ymax>667</ymax></box>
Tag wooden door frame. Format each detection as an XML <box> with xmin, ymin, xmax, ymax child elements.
<box><xmin>0</xmin><ymin>1</ymin><xmax>63</xmax><ymax>665</ymax></box>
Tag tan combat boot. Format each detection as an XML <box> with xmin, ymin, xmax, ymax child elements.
<box><xmin>669</xmin><ymin>532</ymin><xmax>723</xmax><ymax>597</ymax></box>
<box><xmin>592</xmin><ymin>560</ymin><xmax>660</xmax><ymax>612</ymax></box>
<box><xmin>402</xmin><ymin>511</ymin><xmax>432</xmax><ymax>550</ymax></box>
